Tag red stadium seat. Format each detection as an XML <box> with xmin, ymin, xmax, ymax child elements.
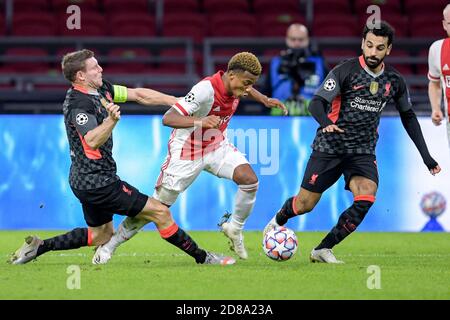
<box><xmin>314</xmin><ymin>0</ymin><xmax>351</xmax><ymax>15</ymax></box>
<box><xmin>58</xmin><ymin>12</ymin><xmax>107</xmax><ymax>36</ymax></box>
<box><xmin>163</xmin><ymin>13</ymin><xmax>207</xmax><ymax>44</ymax></box>
<box><xmin>156</xmin><ymin>48</ymin><xmax>190</xmax><ymax>74</ymax></box>
<box><xmin>313</xmin><ymin>14</ymin><xmax>359</xmax><ymax>37</ymax></box>
<box><xmin>260</xmin><ymin>13</ymin><xmax>306</xmax><ymax>37</ymax></box>
<box><xmin>12</xmin><ymin>13</ymin><xmax>56</xmax><ymax>36</ymax></box>
<box><xmin>0</xmin><ymin>16</ymin><xmax>5</xmax><ymax>36</ymax></box>
<box><xmin>106</xmin><ymin>48</ymin><xmax>155</xmax><ymax>74</ymax></box>
<box><xmin>253</xmin><ymin>0</ymin><xmax>301</xmax><ymax>15</ymax></box>
<box><xmin>164</xmin><ymin>0</ymin><xmax>200</xmax><ymax>13</ymax></box>
<box><xmin>52</xmin><ymin>0</ymin><xmax>99</xmax><ymax>12</ymax></box>
<box><xmin>209</xmin><ymin>13</ymin><xmax>258</xmax><ymax>37</ymax></box>
<box><xmin>203</xmin><ymin>0</ymin><xmax>250</xmax><ymax>13</ymax></box>
<box><xmin>354</xmin><ymin>0</ymin><xmax>403</xmax><ymax>15</ymax></box>
<box><xmin>14</xmin><ymin>0</ymin><xmax>50</xmax><ymax>13</ymax></box>
<box><xmin>3</xmin><ymin>48</ymin><xmax>50</xmax><ymax>73</ymax></box>
<box><xmin>110</xmin><ymin>13</ymin><xmax>156</xmax><ymax>37</ymax></box>
<box><xmin>405</xmin><ymin>0</ymin><xmax>447</xmax><ymax>15</ymax></box>
<box><xmin>410</xmin><ymin>16</ymin><xmax>446</xmax><ymax>38</ymax></box>
<box><xmin>103</xmin><ymin>0</ymin><xmax>150</xmax><ymax>14</ymax></box>
<box><xmin>385</xmin><ymin>49</ymin><xmax>414</xmax><ymax>75</ymax></box>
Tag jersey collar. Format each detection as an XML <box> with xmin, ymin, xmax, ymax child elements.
<box><xmin>213</xmin><ymin>70</ymin><xmax>234</xmax><ymax>98</ymax></box>
<box><xmin>359</xmin><ymin>55</ymin><xmax>385</xmax><ymax>78</ymax></box>
<box><xmin>73</xmin><ymin>84</ymin><xmax>99</xmax><ymax>96</ymax></box>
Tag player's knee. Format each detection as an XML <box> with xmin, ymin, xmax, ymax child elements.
<box><xmin>296</xmin><ymin>197</ymin><xmax>316</xmax><ymax>214</ymax></box>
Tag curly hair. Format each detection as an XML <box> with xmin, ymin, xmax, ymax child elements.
<box><xmin>227</xmin><ymin>52</ymin><xmax>262</xmax><ymax>76</ymax></box>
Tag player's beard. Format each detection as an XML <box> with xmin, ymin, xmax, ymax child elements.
<box><xmin>363</xmin><ymin>55</ymin><xmax>383</xmax><ymax>69</ymax></box>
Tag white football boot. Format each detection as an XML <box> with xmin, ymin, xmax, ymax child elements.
<box><xmin>203</xmin><ymin>252</ymin><xmax>236</xmax><ymax>265</ymax></box>
<box><xmin>310</xmin><ymin>248</ymin><xmax>344</xmax><ymax>264</ymax></box>
<box><xmin>92</xmin><ymin>244</ymin><xmax>113</xmax><ymax>265</ymax></box>
<box><xmin>9</xmin><ymin>235</ymin><xmax>43</xmax><ymax>265</ymax></box>
<box><xmin>218</xmin><ymin>213</ymin><xmax>248</xmax><ymax>260</ymax></box>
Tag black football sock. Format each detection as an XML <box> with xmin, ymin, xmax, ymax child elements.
<box><xmin>275</xmin><ymin>197</ymin><xmax>298</xmax><ymax>225</ymax></box>
<box><xmin>36</xmin><ymin>227</ymin><xmax>89</xmax><ymax>257</ymax></box>
<box><xmin>159</xmin><ymin>223</ymin><xmax>207</xmax><ymax>263</ymax></box>
<box><xmin>316</xmin><ymin>198</ymin><xmax>374</xmax><ymax>250</ymax></box>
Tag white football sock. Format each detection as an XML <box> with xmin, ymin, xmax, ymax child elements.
<box><xmin>103</xmin><ymin>217</ymin><xmax>147</xmax><ymax>252</ymax></box>
<box><xmin>231</xmin><ymin>183</ymin><xmax>258</xmax><ymax>230</ymax></box>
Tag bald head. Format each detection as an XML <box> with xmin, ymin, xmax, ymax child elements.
<box><xmin>443</xmin><ymin>4</ymin><xmax>450</xmax><ymax>37</ymax></box>
<box><xmin>286</xmin><ymin>24</ymin><xmax>309</xmax><ymax>49</ymax></box>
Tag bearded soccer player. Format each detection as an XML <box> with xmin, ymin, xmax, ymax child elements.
<box><xmin>428</xmin><ymin>4</ymin><xmax>450</xmax><ymax>147</ymax></box>
<box><xmin>9</xmin><ymin>49</ymin><xmax>235</xmax><ymax>266</ymax></box>
<box><xmin>264</xmin><ymin>21</ymin><xmax>441</xmax><ymax>263</ymax></box>
<box><xmin>93</xmin><ymin>52</ymin><xmax>287</xmax><ymax>263</ymax></box>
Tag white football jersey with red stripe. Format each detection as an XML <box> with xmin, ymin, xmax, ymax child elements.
<box><xmin>171</xmin><ymin>71</ymin><xmax>240</xmax><ymax>160</ymax></box>
<box><xmin>428</xmin><ymin>38</ymin><xmax>450</xmax><ymax>134</ymax></box>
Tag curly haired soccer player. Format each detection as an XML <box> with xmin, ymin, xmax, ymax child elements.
<box><xmin>93</xmin><ymin>52</ymin><xmax>287</xmax><ymax>263</ymax></box>
<box><xmin>264</xmin><ymin>21</ymin><xmax>441</xmax><ymax>264</ymax></box>
<box><xmin>9</xmin><ymin>49</ymin><xmax>235</xmax><ymax>266</ymax></box>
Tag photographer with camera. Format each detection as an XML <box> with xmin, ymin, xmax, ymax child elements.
<box><xmin>266</xmin><ymin>24</ymin><xmax>327</xmax><ymax>116</ymax></box>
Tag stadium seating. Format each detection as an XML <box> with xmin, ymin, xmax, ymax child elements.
<box><xmin>253</xmin><ymin>0</ymin><xmax>301</xmax><ymax>15</ymax></box>
<box><xmin>162</xmin><ymin>13</ymin><xmax>207</xmax><ymax>44</ymax></box>
<box><xmin>259</xmin><ymin>13</ymin><xmax>306</xmax><ymax>37</ymax></box>
<box><xmin>410</xmin><ymin>16</ymin><xmax>446</xmax><ymax>38</ymax></box>
<box><xmin>164</xmin><ymin>0</ymin><xmax>200</xmax><ymax>14</ymax></box>
<box><xmin>58</xmin><ymin>12</ymin><xmax>107</xmax><ymax>36</ymax></box>
<box><xmin>105</xmin><ymin>48</ymin><xmax>155</xmax><ymax>74</ymax></box>
<box><xmin>110</xmin><ymin>13</ymin><xmax>156</xmax><ymax>37</ymax></box>
<box><xmin>203</xmin><ymin>0</ymin><xmax>250</xmax><ymax>14</ymax></box>
<box><xmin>103</xmin><ymin>0</ymin><xmax>150</xmax><ymax>14</ymax></box>
<box><xmin>12</xmin><ymin>13</ymin><xmax>56</xmax><ymax>36</ymax></box>
<box><xmin>14</xmin><ymin>0</ymin><xmax>50</xmax><ymax>13</ymax></box>
<box><xmin>209</xmin><ymin>13</ymin><xmax>258</xmax><ymax>37</ymax></box>
<box><xmin>52</xmin><ymin>0</ymin><xmax>99</xmax><ymax>13</ymax></box>
<box><xmin>0</xmin><ymin>16</ymin><xmax>5</xmax><ymax>36</ymax></box>
<box><xmin>1</xmin><ymin>48</ymin><xmax>50</xmax><ymax>73</ymax></box>
<box><xmin>353</xmin><ymin>0</ymin><xmax>403</xmax><ymax>15</ymax></box>
<box><xmin>314</xmin><ymin>0</ymin><xmax>351</xmax><ymax>15</ymax></box>
<box><xmin>313</xmin><ymin>14</ymin><xmax>359</xmax><ymax>37</ymax></box>
<box><xmin>404</xmin><ymin>0</ymin><xmax>448</xmax><ymax>16</ymax></box>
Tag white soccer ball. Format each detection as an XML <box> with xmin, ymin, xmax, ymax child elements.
<box><xmin>262</xmin><ymin>226</ymin><xmax>298</xmax><ymax>261</ymax></box>
<box><xmin>420</xmin><ymin>191</ymin><xmax>446</xmax><ymax>218</ymax></box>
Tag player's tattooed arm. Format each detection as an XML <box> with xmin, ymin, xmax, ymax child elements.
<box><xmin>248</xmin><ymin>88</ymin><xmax>288</xmax><ymax>115</ymax></box>
<box><xmin>126</xmin><ymin>88</ymin><xmax>178</xmax><ymax>106</ymax></box>
<box><xmin>162</xmin><ymin>108</ymin><xmax>220</xmax><ymax>129</ymax></box>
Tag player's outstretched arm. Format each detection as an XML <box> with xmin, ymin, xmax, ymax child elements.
<box><xmin>428</xmin><ymin>81</ymin><xmax>444</xmax><ymax>126</ymax></box>
<box><xmin>248</xmin><ymin>87</ymin><xmax>288</xmax><ymax>115</ymax></box>
<box><xmin>399</xmin><ymin>108</ymin><xmax>441</xmax><ymax>175</ymax></box>
<box><xmin>162</xmin><ymin>107</ymin><xmax>220</xmax><ymax>129</ymax></box>
<box><xmin>126</xmin><ymin>88</ymin><xmax>177</xmax><ymax>106</ymax></box>
<box><xmin>85</xmin><ymin>102</ymin><xmax>120</xmax><ymax>150</ymax></box>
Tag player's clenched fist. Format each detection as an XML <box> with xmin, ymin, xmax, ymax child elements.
<box><xmin>201</xmin><ymin>115</ymin><xmax>221</xmax><ymax>129</ymax></box>
<box><xmin>105</xmin><ymin>102</ymin><xmax>121</xmax><ymax>121</ymax></box>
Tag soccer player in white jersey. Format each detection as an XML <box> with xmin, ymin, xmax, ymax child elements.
<box><xmin>428</xmin><ymin>4</ymin><xmax>450</xmax><ymax>145</ymax></box>
<box><xmin>92</xmin><ymin>52</ymin><xmax>287</xmax><ymax>263</ymax></box>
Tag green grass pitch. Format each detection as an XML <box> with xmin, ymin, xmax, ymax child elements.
<box><xmin>1</xmin><ymin>231</ymin><xmax>449</xmax><ymax>300</ymax></box>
